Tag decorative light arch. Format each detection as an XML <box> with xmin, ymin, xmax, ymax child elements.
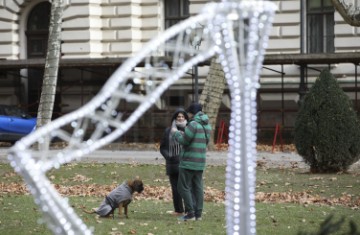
<box><xmin>8</xmin><ymin>1</ymin><xmax>276</xmax><ymax>234</ymax></box>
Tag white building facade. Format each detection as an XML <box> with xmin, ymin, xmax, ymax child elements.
<box><xmin>0</xmin><ymin>0</ymin><xmax>360</xmax><ymax>142</ymax></box>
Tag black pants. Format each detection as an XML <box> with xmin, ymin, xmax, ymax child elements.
<box><xmin>169</xmin><ymin>173</ymin><xmax>184</xmax><ymax>213</ymax></box>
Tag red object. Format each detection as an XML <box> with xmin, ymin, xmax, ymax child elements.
<box><xmin>216</xmin><ymin>120</ymin><xmax>228</xmax><ymax>149</ymax></box>
<box><xmin>272</xmin><ymin>123</ymin><xmax>283</xmax><ymax>153</ymax></box>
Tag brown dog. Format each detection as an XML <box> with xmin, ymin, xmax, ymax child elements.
<box><xmin>83</xmin><ymin>177</ymin><xmax>144</xmax><ymax>219</ymax></box>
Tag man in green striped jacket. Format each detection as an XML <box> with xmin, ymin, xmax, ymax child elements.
<box><xmin>172</xmin><ymin>103</ymin><xmax>211</xmax><ymax>221</ymax></box>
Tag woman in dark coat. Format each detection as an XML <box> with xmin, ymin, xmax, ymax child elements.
<box><xmin>160</xmin><ymin>108</ymin><xmax>188</xmax><ymax>215</ymax></box>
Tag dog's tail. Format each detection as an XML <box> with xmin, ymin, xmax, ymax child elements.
<box><xmin>82</xmin><ymin>207</ymin><xmax>97</xmax><ymax>214</ymax></box>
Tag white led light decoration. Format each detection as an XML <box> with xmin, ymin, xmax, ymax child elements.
<box><xmin>8</xmin><ymin>1</ymin><xmax>276</xmax><ymax>234</ymax></box>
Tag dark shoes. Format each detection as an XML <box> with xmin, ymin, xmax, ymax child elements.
<box><xmin>178</xmin><ymin>213</ymin><xmax>195</xmax><ymax>221</ymax></box>
<box><xmin>178</xmin><ymin>213</ymin><xmax>203</xmax><ymax>221</ymax></box>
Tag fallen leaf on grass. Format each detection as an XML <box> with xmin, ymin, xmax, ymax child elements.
<box><xmin>2</xmin><ymin>172</ymin><xmax>18</xmax><ymax>178</ymax></box>
<box><xmin>71</xmin><ymin>174</ymin><xmax>92</xmax><ymax>182</ymax></box>
<box><xmin>0</xmin><ymin>182</ymin><xmax>29</xmax><ymax>195</ymax></box>
<box><xmin>270</xmin><ymin>215</ymin><xmax>277</xmax><ymax>223</ymax></box>
<box><xmin>128</xmin><ymin>229</ymin><xmax>136</xmax><ymax>234</ymax></box>
<box><xmin>256</xmin><ymin>160</ymin><xmax>267</xmax><ymax>168</ymax></box>
<box><xmin>256</xmin><ymin>191</ymin><xmax>359</xmax><ymax>207</ymax></box>
<box><xmin>109</xmin><ymin>232</ymin><xmax>123</xmax><ymax>235</ymax></box>
<box><xmin>290</xmin><ymin>161</ymin><xmax>299</xmax><ymax>169</ymax></box>
<box><xmin>216</xmin><ymin>144</ymin><xmax>297</xmax><ymax>152</ymax></box>
<box><xmin>309</xmin><ymin>177</ymin><xmax>323</xmax><ymax>181</ymax></box>
<box><xmin>2</xmin><ymin>182</ymin><xmax>359</xmax><ymax>207</ymax></box>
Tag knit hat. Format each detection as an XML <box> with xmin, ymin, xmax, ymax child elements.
<box><xmin>186</xmin><ymin>103</ymin><xmax>202</xmax><ymax>114</ymax></box>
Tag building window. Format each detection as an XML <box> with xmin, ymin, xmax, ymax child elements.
<box><xmin>169</xmin><ymin>96</ymin><xmax>185</xmax><ymax>106</ymax></box>
<box><xmin>307</xmin><ymin>0</ymin><xmax>335</xmax><ymax>53</ymax></box>
<box><xmin>26</xmin><ymin>1</ymin><xmax>51</xmax><ymax>58</ymax></box>
<box><xmin>164</xmin><ymin>0</ymin><xmax>190</xmax><ymax>29</ymax></box>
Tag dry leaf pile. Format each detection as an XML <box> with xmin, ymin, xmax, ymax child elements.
<box><xmin>256</xmin><ymin>192</ymin><xmax>360</xmax><ymax>208</ymax></box>
<box><xmin>215</xmin><ymin>143</ymin><xmax>296</xmax><ymax>152</ymax></box>
<box><xmin>44</xmin><ymin>142</ymin><xmax>298</xmax><ymax>153</ymax></box>
<box><xmin>1</xmin><ymin>182</ymin><xmax>359</xmax><ymax>208</ymax></box>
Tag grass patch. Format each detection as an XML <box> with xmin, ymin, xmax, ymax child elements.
<box><xmin>256</xmin><ymin>168</ymin><xmax>360</xmax><ymax>198</ymax></box>
<box><xmin>0</xmin><ymin>163</ymin><xmax>359</xmax><ymax>234</ymax></box>
<box><xmin>0</xmin><ymin>195</ymin><xmax>358</xmax><ymax>235</ymax></box>
<box><xmin>256</xmin><ymin>203</ymin><xmax>359</xmax><ymax>235</ymax></box>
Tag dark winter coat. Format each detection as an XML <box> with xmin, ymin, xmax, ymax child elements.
<box><xmin>160</xmin><ymin>108</ymin><xmax>188</xmax><ymax>175</ymax></box>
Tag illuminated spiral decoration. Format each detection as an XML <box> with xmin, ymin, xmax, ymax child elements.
<box><xmin>8</xmin><ymin>1</ymin><xmax>275</xmax><ymax>234</ymax></box>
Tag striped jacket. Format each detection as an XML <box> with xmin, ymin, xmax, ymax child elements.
<box><xmin>173</xmin><ymin>111</ymin><xmax>211</xmax><ymax>171</ymax></box>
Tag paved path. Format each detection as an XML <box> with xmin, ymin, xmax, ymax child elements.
<box><xmin>75</xmin><ymin>150</ymin><xmax>307</xmax><ymax>167</ymax></box>
<box><xmin>1</xmin><ymin>147</ymin><xmax>358</xmax><ymax>170</ymax></box>
<box><xmin>0</xmin><ymin>147</ymin><xmax>309</xmax><ymax>167</ymax></box>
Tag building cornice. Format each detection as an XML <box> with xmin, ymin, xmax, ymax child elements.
<box><xmin>263</xmin><ymin>52</ymin><xmax>360</xmax><ymax>65</ymax></box>
<box><xmin>1</xmin><ymin>52</ymin><xmax>360</xmax><ymax>69</ymax></box>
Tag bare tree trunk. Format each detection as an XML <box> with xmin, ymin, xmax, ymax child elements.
<box><xmin>37</xmin><ymin>0</ymin><xmax>63</xmax><ymax>127</ymax></box>
<box><xmin>36</xmin><ymin>0</ymin><xmax>63</xmax><ymax>149</ymax></box>
<box><xmin>332</xmin><ymin>0</ymin><xmax>360</xmax><ymax>26</ymax></box>
<box><xmin>199</xmin><ymin>57</ymin><xmax>227</xmax><ymax>150</ymax></box>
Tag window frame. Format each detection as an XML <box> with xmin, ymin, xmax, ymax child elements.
<box><xmin>306</xmin><ymin>0</ymin><xmax>335</xmax><ymax>53</ymax></box>
<box><xmin>25</xmin><ymin>1</ymin><xmax>51</xmax><ymax>58</ymax></box>
<box><xmin>164</xmin><ymin>0</ymin><xmax>190</xmax><ymax>29</ymax></box>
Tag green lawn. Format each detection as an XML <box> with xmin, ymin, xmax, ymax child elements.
<box><xmin>0</xmin><ymin>163</ymin><xmax>359</xmax><ymax>235</ymax></box>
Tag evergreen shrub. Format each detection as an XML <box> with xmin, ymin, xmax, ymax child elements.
<box><xmin>294</xmin><ymin>69</ymin><xmax>360</xmax><ymax>173</ymax></box>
